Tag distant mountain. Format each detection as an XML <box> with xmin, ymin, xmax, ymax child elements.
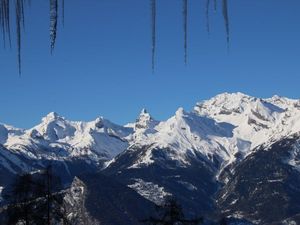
<box><xmin>0</xmin><ymin>112</ymin><xmax>132</xmax><ymax>187</ymax></box>
<box><xmin>1</xmin><ymin>92</ymin><xmax>300</xmax><ymax>224</ymax></box>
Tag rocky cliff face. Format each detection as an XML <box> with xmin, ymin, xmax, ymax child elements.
<box><xmin>64</xmin><ymin>177</ymin><xmax>99</xmax><ymax>225</ymax></box>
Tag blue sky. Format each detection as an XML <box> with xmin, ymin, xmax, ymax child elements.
<box><xmin>0</xmin><ymin>0</ymin><xmax>300</xmax><ymax>128</ymax></box>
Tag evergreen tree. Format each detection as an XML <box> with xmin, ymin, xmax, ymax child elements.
<box><xmin>6</xmin><ymin>173</ymin><xmax>35</xmax><ymax>225</ymax></box>
<box><xmin>141</xmin><ymin>197</ymin><xmax>203</xmax><ymax>225</ymax></box>
<box><xmin>5</xmin><ymin>164</ymin><xmax>68</xmax><ymax>225</ymax></box>
<box><xmin>219</xmin><ymin>217</ymin><xmax>228</xmax><ymax>225</ymax></box>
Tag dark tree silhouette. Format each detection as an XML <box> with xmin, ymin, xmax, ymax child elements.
<box><xmin>141</xmin><ymin>197</ymin><xmax>203</xmax><ymax>225</ymax></box>
<box><xmin>5</xmin><ymin>173</ymin><xmax>35</xmax><ymax>225</ymax></box>
<box><xmin>4</xmin><ymin>165</ymin><xmax>68</xmax><ymax>225</ymax></box>
<box><xmin>219</xmin><ymin>217</ymin><xmax>228</xmax><ymax>225</ymax></box>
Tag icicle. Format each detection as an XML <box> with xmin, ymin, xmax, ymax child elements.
<box><xmin>20</xmin><ymin>0</ymin><xmax>25</xmax><ymax>31</ymax></box>
<box><xmin>6</xmin><ymin>0</ymin><xmax>12</xmax><ymax>47</ymax></box>
<box><xmin>206</xmin><ymin>0</ymin><xmax>210</xmax><ymax>34</ymax></box>
<box><xmin>214</xmin><ymin>0</ymin><xmax>217</xmax><ymax>12</ymax></box>
<box><xmin>50</xmin><ymin>0</ymin><xmax>58</xmax><ymax>53</ymax></box>
<box><xmin>62</xmin><ymin>0</ymin><xmax>64</xmax><ymax>26</ymax></box>
<box><xmin>222</xmin><ymin>0</ymin><xmax>230</xmax><ymax>49</ymax></box>
<box><xmin>151</xmin><ymin>0</ymin><xmax>156</xmax><ymax>73</ymax></box>
<box><xmin>0</xmin><ymin>0</ymin><xmax>12</xmax><ymax>47</ymax></box>
<box><xmin>15</xmin><ymin>0</ymin><xmax>23</xmax><ymax>75</ymax></box>
<box><xmin>183</xmin><ymin>0</ymin><xmax>188</xmax><ymax>65</ymax></box>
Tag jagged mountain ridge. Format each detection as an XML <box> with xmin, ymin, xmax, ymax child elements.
<box><xmin>107</xmin><ymin>92</ymin><xmax>300</xmax><ymax>170</ymax></box>
<box><xmin>1</xmin><ymin>92</ymin><xmax>300</xmax><ymax>176</ymax></box>
<box><xmin>1</xmin><ymin>92</ymin><xmax>300</xmax><ymax>224</ymax></box>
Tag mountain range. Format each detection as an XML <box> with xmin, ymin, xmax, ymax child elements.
<box><xmin>1</xmin><ymin>92</ymin><xmax>300</xmax><ymax>224</ymax></box>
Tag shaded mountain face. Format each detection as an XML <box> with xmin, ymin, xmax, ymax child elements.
<box><xmin>217</xmin><ymin>134</ymin><xmax>300</xmax><ymax>224</ymax></box>
<box><xmin>104</xmin><ymin>144</ymin><xmax>219</xmax><ymax>217</ymax></box>
<box><xmin>1</xmin><ymin>93</ymin><xmax>300</xmax><ymax>224</ymax></box>
<box><xmin>64</xmin><ymin>173</ymin><xmax>156</xmax><ymax>225</ymax></box>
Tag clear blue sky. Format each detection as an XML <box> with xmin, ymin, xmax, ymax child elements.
<box><xmin>0</xmin><ymin>0</ymin><xmax>300</xmax><ymax>128</ymax></box>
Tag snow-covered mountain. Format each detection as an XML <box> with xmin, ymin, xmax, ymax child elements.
<box><xmin>1</xmin><ymin>92</ymin><xmax>300</xmax><ymax>224</ymax></box>
<box><xmin>109</xmin><ymin>92</ymin><xmax>300</xmax><ymax>171</ymax></box>
<box><xmin>1</xmin><ymin>112</ymin><xmax>132</xmax><ymax>170</ymax></box>
<box><xmin>1</xmin><ymin>92</ymin><xmax>300</xmax><ymax>177</ymax></box>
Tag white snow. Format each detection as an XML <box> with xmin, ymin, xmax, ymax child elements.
<box><xmin>128</xmin><ymin>179</ymin><xmax>171</xmax><ymax>205</ymax></box>
<box><xmin>0</xmin><ymin>186</ymin><xmax>3</xmax><ymax>202</ymax></box>
<box><xmin>0</xmin><ymin>113</ymin><xmax>133</xmax><ymax>172</ymax></box>
<box><xmin>177</xmin><ymin>181</ymin><xmax>198</xmax><ymax>191</ymax></box>
<box><xmin>125</xmin><ymin>92</ymin><xmax>300</xmax><ymax>174</ymax></box>
<box><xmin>1</xmin><ymin>93</ymin><xmax>300</xmax><ymax>176</ymax></box>
<box><xmin>286</xmin><ymin>140</ymin><xmax>300</xmax><ymax>172</ymax></box>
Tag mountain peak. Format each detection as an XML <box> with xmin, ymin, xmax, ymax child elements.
<box><xmin>175</xmin><ymin>107</ymin><xmax>188</xmax><ymax>119</ymax></box>
<box><xmin>42</xmin><ymin>112</ymin><xmax>61</xmax><ymax>122</ymax></box>
<box><xmin>135</xmin><ymin>108</ymin><xmax>158</xmax><ymax>131</ymax></box>
<box><xmin>140</xmin><ymin>108</ymin><xmax>148</xmax><ymax>115</ymax></box>
<box><xmin>136</xmin><ymin>108</ymin><xmax>151</xmax><ymax>121</ymax></box>
<box><xmin>213</xmin><ymin>92</ymin><xmax>251</xmax><ymax>102</ymax></box>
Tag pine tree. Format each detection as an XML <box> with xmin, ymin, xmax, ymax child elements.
<box><xmin>4</xmin><ymin>165</ymin><xmax>68</xmax><ymax>225</ymax></box>
<box><xmin>141</xmin><ymin>197</ymin><xmax>203</xmax><ymax>225</ymax></box>
<box><xmin>5</xmin><ymin>174</ymin><xmax>34</xmax><ymax>224</ymax></box>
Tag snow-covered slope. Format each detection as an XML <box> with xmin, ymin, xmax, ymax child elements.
<box><xmin>125</xmin><ymin>107</ymin><xmax>234</xmax><ymax>168</ymax></box>
<box><xmin>112</xmin><ymin>92</ymin><xmax>300</xmax><ymax>170</ymax></box>
<box><xmin>1</xmin><ymin>92</ymin><xmax>300</xmax><ymax>176</ymax></box>
<box><xmin>0</xmin><ymin>112</ymin><xmax>133</xmax><ymax>175</ymax></box>
<box><xmin>194</xmin><ymin>93</ymin><xmax>300</xmax><ymax>155</ymax></box>
<box><xmin>2</xmin><ymin>92</ymin><xmax>300</xmax><ymax>223</ymax></box>
<box><xmin>197</xmin><ymin>93</ymin><xmax>300</xmax><ymax>143</ymax></box>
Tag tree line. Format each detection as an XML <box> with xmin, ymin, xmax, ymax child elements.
<box><xmin>1</xmin><ymin>166</ymin><xmax>231</xmax><ymax>225</ymax></box>
<box><xmin>2</xmin><ymin>165</ymin><xmax>69</xmax><ymax>225</ymax></box>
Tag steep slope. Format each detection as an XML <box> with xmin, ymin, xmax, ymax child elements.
<box><xmin>104</xmin><ymin>93</ymin><xmax>300</xmax><ymax>222</ymax></box>
<box><xmin>0</xmin><ymin>113</ymin><xmax>134</xmax><ymax>193</ymax></box>
<box><xmin>104</xmin><ymin>109</ymin><xmax>231</xmax><ymax>217</ymax></box>
<box><xmin>195</xmin><ymin>92</ymin><xmax>300</xmax><ymax>150</ymax></box>
<box><xmin>1</xmin><ymin>92</ymin><xmax>300</xmax><ymax>223</ymax></box>
<box><xmin>20</xmin><ymin>112</ymin><xmax>130</xmax><ymax>160</ymax></box>
<box><xmin>217</xmin><ymin>133</ymin><xmax>300</xmax><ymax>224</ymax></box>
<box><xmin>1</xmin><ymin>113</ymin><xmax>132</xmax><ymax>174</ymax></box>
<box><xmin>108</xmin><ymin>93</ymin><xmax>300</xmax><ymax>176</ymax></box>
<box><xmin>2</xmin><ymin>93</ymin><xmax>300</xmax><ymax>178</ymax></box>
<box><xmin>64</xmin><ymin>174</ymin><xmax>156</xmax><ymax>225</ymax></box>
<box><xmin>123</xmin><ymin>108</ymin><xmax>235</xmax><ymax>169</ymax></box>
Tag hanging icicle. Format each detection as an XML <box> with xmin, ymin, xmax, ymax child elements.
<box><xmin>206</xmin><ymin>0</ymin><xmax>210</xmax><ymax>34</ymax></box>
<box><xmin>50</xmin><ymin>0</ymin><xmax>58</xmax><ymax>53</ymax></box>
<box><xmin>16</xmin><ymin>0</ymin><xmax>25</xmax><ymax>75</ymax></box>
<box><xmin>0</xmin><ymin>1</ymin><xmax>232</xmax><ymax>74</ymax></box>
<box><xmin>0</xmin><ymin>0</ymin><xmax>12</xmax><ymax>47</ymax></box>
<box><xmin>151</xmin><ymin>0</ymin><xmax>156</xmax><ymax>73</ymax></box>
<box><xmin>214</xmin><ymin>0</ymin><xmax>217</xmax><ymax>12</ymax></box>
<box><xmin>183</xmin><ymin>0</ymin><xmax>188</xmax><ymax>65</ymax></box>
<box><xmin>15</xmin><ymin>0</ymin><xmax>25</xmax><ymax>75</ymax></box>
<box><xmin>62</xmin><ymin>0</ymin><xmax>64</xmax><ymax>26</ymax></box>
<box><xmin>222</xmin><ymin>0</ymin><xmax>230</xmax><ymax>49</ymax></box>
